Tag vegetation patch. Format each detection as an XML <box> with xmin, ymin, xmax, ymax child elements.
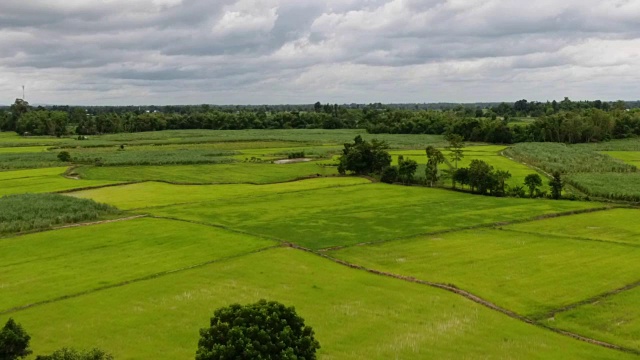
<box><xmin>0</xmin><ymin>193</ymin><xmax>119</xmax><ymax>235</ymax></box>
<box><xmin>0</xmin><ymin>168</ymin><xmax>120</xmax><ymax>197</ymax></box>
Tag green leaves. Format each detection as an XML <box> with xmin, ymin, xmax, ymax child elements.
<box><xmin>196</xmin><ymin>299</ymin><xmax>320</xmax><ymax>360</ymax></box>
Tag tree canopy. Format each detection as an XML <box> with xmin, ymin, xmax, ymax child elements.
<box><xmin>338</xmin><ymin>135</ymin><xmax>391</xmax><ymax>175</ymax></box>
<box><xmin>196</xmin><ymin>299</ymin><xmax>320</xmax><ymax>360</ymax></box>
<box><xmin>35</xmin><ymin>348</ymin><xmax>113</xmax><ymax>360</ymax></box>
<box><xmin>0</xmin><ymin>318</ymin><xmax>31</xmax><ymax>360</ymax></box>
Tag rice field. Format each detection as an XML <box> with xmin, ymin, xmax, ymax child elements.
<box><xmin>1</xmin><ymin>247</ymin><xmax>632</xmax><ymax>360</ymax></box>
<box><xmin>2</xmin><ymin>129</ymin><xmax>640</xmax><ymax>359</ymax></box>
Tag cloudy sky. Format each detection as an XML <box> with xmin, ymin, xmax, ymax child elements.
<box><xmin>1</xmin><ymin>0</ymin><xmax>639</xmax><ymax>105</ymax></box>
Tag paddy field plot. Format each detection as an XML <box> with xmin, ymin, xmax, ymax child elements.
<box><xmin>0</xmin><ymin>217</ymin><xmax>275</xmax><ymax>313</ymax></box>
<box><xmin>1</xmin><ymin>248</ymin><xmax>632</xmax><ymax>360</ymax></box>
<box><xmin>0</xmin><ymin>167</ymin><xmax>120</xmax><ymax>196</ymax></box>
<box><xmin>549</xmin><ymin>286</ymin><xmax>640</xmax><ymax>351</ymax></box>
<box><xmin>70</xmin><ymin>177</ymin><xmax>370</xmax><ymax>210</ymax></box>
<box><xmin>75</xmin><ymin>161</ymin><xmax>339</xmax><ymax>184</ymax></box>
<box><xmin>504</xmin><ymin>208</ymin><xmax>640</xmax><ymax>245</ymax></box>
<box><xmin>146</xmin><ymin>183</ymin><xmax>601</xmax><ymax>249</ymax></box>
<box><xmin>329</xmin><ymin>227</ymin><xmax>640</xmax><ymax>317</ymax></box>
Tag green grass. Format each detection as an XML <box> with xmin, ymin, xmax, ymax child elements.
<box><xmin>1</xmin><ymin>247</ymin><xmax>632</xmax><ymax>359</ymax></box>
<box><xmin>329</xmin><ymin>227</ymin><xmax>640</xmax><ymax>317</ymax></box>
<box><xmin>70</xmin><ymin>177</ymin><xmax>370</xmax><ymax>210</ymax></box>
<box><xmin>550</xmin><ymin>286</ymin><xmax>640</xmax><ymax>351</ymax></box>
<box><xmin>0</xmin><ymin>193</ymin><xmax>119</xmax><ymax>235</ymax></box>
<box><xmin>146</xmin><ymin>183</ymin><xmax>601</xmax><ymax>249</ymax></box>
<box><xmin>0</xmin><ymin>217</ymin><xmax>275</xmax><ymax>313</ymax></box>
<box><xmin>602</xmin><ymin>151</ymin><xmax>640</xmax><ymax>167</ymax></box>
<box><xmin>75</xmin><ymin>161</ymin><xmax>339</xmax><ymax>184</ymax></box>
<box><xmin>504</xmin><ymin>208</ymin><xmax>640</xmax><ymax>245</ymax></box>
<box><xmin>0</xmin><ymin>168</ymin><xmax>120</xmax><ymax>196</ymax></box>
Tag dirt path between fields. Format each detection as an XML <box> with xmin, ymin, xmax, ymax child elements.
<box><xmin>52</xmin><ymin>215</ymin><xmax>147</xmax><ymax>230</ymax></box>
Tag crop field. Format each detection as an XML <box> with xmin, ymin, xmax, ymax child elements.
<box><xmin>75</xmin><ymin>161</ymin><xmax>339</xmax><ymax>184</ymax></box>
<box><xmin>329</xmin><ymin>225</ymin><xmax>640</xmax><ymax>316</ymax></box>
<box><xmin>3</xmin><ymin>128</ymin><xmax>640</xmax><ymax>359</ymax></box>
<box><xmin>0</xmin><ymin>167</ymin><xmax>120</xmax><ymax>196</ymax></box>
<box><xmin>1</xmin><ymin>247</ymin><xmax>633</xmax><ymax>360</ymax></box>
<box><xmin>70</xmin><ymin>177</ymin><xmax>370</xmax><ymax>210</ymax></box>
<box><xmin>550</xmin><ymin>286</ymin><xmax>640</xmax><ymax>351</ymax></box>
<box><xmin>143</xmin><ymin>183</ymin><xmax>600</xmax><ymax>249</ymax></box>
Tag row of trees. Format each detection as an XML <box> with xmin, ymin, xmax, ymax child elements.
<box><xmin>2</xmin><ymin>299</ymin><xmax>320</xmax><ymax>360</ymax></box>
<box><xmin>338</xmin><ymin>135</ymin><xmax>564</xmax><ymax>199</ymax></box>
<box><xmin>2</xmin><ymin>99</ymin><xmax>640</xmax><ymax>143</ymax></box>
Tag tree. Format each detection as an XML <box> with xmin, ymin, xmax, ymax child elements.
<box><xmin>524</xmin><ymin>174</ymin><xmax>543</xmax><ymax>198</ymax></box>
<box><xmin>549</xmin><ymin>171</ymin><xmax>563</xmax><ymax>200</ymax></box>
<box><xmin>196</xmin><ymin>299</ymin><xmax>320</xmax><ymax>360</ymax></box>
<box><xmin>468</xmin><ymin>159</ymin><xmax>494</xmax><ymax>194</ymax></box>
<box><xmin>0</xmin><ymin>318</ymin><xmax>31</xmax><ymax>360</ymax></box>
<box><xmin>35</xmin><ymin>348</ymin><xmax>113</xmax><ymax>360</ymax></box>
<box><xmin>425</xmin><ymin>146</ymin><xmax>445</xmax><ymax>187</ymax></box>
<box><xmin>338</xmin><ymin>135</ymin><xmax>391</xmax><ymax>175</ymax></box>
<box><xmin>494</xmin><ymin>170</ymin><xmax>512</xmax><ymax>195</ymax></box>
<box><xmin>397</xmin><ymin>155</ymin><xmax>418</xmax><ymax>184</ymax></box>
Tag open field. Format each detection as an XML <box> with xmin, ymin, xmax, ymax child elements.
<box><xmin>1</xmin><ymin>247</ymin><xmax>633</xmax><ymax>360</ymax></box>
<box><xmin>0</xmin><ymin>167</ymin><xmax>120</xmax><ymax>196</ymax></box>
<box><xmin>70</xmin><ymin>177</ymin><xmax>370</xmax><ymax>210</ymax></box>
<box><xmin>145</xmin><ymin>183</ymin><xmax>602</xmax><ymax>249</ymax></box>
<box><xmin>0</xmin><ymin>217</ymin><xmax>275</xmax><ymax>313</ymax></box>
<box><xmin>505</xmin><ymin>208</ymin><xmax>640</xmax><ymax>245</ymax></box>
<box><xmin>75</xmin><ymin>161</ymin><xmax>339</xmax><ymax>184</ymax></box>
<box><xmin>550</xmin><ymin>286</ymin><xmax>640</xmax><ymax>351</ymax></box>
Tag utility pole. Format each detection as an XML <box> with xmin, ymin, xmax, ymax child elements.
<box><xmin>22</xmin><ymin>85</ymin><xmax>25</xmax><ymax>100</ymax></box>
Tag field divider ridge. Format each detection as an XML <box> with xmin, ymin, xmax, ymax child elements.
<box><xmin>532</xmin><ymin>278</ymin><xmax>640</xmax><ymax>321</ymax></box>
<box><xmin>0</xmin><ymin>245</ymin><xmax>280</xmax><ymax>316</ymax></box>
<box><xmin>286</xmin><ymin>243</ymin><xmax>640</xmax><ymax>356</ymax></box>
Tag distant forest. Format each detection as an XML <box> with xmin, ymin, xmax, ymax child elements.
<box><xmin>2</xmin><ymin>98</ymin><xmax>640</xmax><ymax>144</ymax></box>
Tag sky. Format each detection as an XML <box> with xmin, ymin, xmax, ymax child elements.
<box><xmin>0</xmin><ymin>0</ymin><xmax>639</xmax><ymax>105</ymax></box>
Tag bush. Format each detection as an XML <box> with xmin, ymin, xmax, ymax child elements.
<box><xmin>57</xmin><ymin>151</ymin><xmax>72</xmax><ymax>162</ymax></box>
<box><xmin>381</xmin><ymin>166</ymin><xmax>399</xmax><ymax>183</ymax></box>
<box><xmin>288</xmin><ymin>151</ymin><xmax>305</xmax><ymax>159</ymax></box>
<box><xmin>35</xmin><ymin>348</ymin><xmax>113</xmax><ymax>360</ymax></box>
<box><xmin>196</xmin><ymin>299</ymin><xmax>320</xmax><ymax>360</ymax></box>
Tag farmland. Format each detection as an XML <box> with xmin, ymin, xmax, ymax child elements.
<box><xmin>2</xmin><ymin>128</ymin><xmax>640</xmax><ymax>359</ymax></box>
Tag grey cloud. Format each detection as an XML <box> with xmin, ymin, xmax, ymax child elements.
<box><xmin>0</xmin><ymin>0</ymin><xmax>639</xmax><ymax>105</ymax></box>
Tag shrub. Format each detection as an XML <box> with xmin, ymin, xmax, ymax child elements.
<box><xmin>35</xmin><ymin>348</ymin><xmax>113</xmax><ymax>360</ymax></box>
<box><xmin>57</xmin><ymin>151</ymin><xmax>72</xmax><ymax>162</ymax></box>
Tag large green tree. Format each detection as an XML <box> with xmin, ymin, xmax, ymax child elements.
<box><xmin>196</xmin><ymin>299</ymin><xmax>320</xmax><ymax>360</ymax></box>
<box><xmin>0</xmin><ymin>318</ymin><xmax>31</xmax><ymax>360</ymax></box>
<box><xmin>397</xmin><ymin>155</ymin><xmax>418</xmax><ymax>185</ymax></box>
<box><xmin>338</xmin><ymin>135</ymin><xmax>391</xmax><ymax>175</ymax></box>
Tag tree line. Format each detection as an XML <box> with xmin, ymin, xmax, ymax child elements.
<box><xmin>338</xmin><ymin>135</ymin><xmax>565</xmax><ymax>199</ymax></box>
<box><xmin>1</xmin><ymin>98</ymin><xmax>639</xmax><ymax>144</ymax></box>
